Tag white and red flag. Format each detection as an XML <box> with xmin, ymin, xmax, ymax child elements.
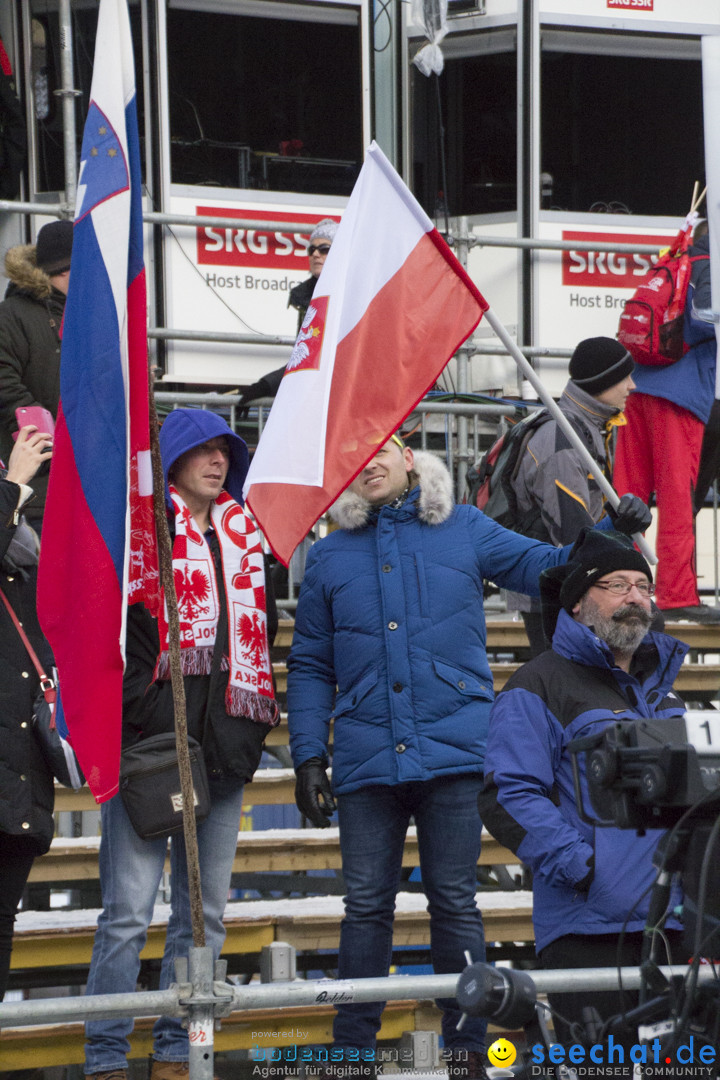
<box><xmin>243</xmin><ymin>141</ymin><xmax>488</xmax><ymax>564</ymax></box>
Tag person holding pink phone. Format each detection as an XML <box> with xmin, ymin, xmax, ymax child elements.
<box><xmin>0</xmin><ymin>424</ymin><xmax>54</xmax><ymax>1000</ymax></box>
<box><xmin>0</xmin><ymin>219</ymin><xmax>72</xmax><ymax>531</ymax></box>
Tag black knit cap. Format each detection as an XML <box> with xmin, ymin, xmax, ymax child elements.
<box><xmin>569</xmin><ymin>336</ymin><xmax>634</xmax><ymax>395</ymax></box>
<box><xmin>35</xmin><ymin>219</ymin><xmax>74</xmax><ymax>274</ymax></box>
<box><xmin>561</xmin><ymin>529</ymin><xmax>652</xmax><ymax>611</ymax></box>
<box><xmin>539</xmin><ymin>530</ymin><xmax>652</xmax><ymax>645</ymax></box>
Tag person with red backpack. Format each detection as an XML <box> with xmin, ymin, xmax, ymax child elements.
<box><xmin>613</xmin><ymin>221</ymin><xmax>719</xmax><ymax>622</ymax></box>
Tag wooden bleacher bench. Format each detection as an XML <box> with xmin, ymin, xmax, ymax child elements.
<box><xmin>276</xmin><ymin>616</ymin><xmax>720</xmax><ymax>654</ymax></box>
<box><xmin>273</xmin><ymin>661</ymin><xmax>720</xmax><ymax>698</ymax></box>
<box><xmin>30</xmin><ymin>826</ymin><xmax>519</xmax><ymax>883</ymax></box>
<box><xmin>9</xmin><ymin>612</ymin><xmax>715</xmax><ymax>1067</ymax></box>
<box><xmin>54</xmin><ymin>765</ymin><xmax>299</xmax><ymax>813</ymax></box>
<box><xmin>6</xmin><ymin>889</ymin><xmax>533</xmax><ymax>1067</ymax></box>
<box><xmin>12</xmin><ymin>890</ymin><xmax>533</xmax><ymax>970</ymax></box>
<box><xmin>272</xmin><ymin>618</ymin><xmax>720</xmax><ymax>698</ymax></box>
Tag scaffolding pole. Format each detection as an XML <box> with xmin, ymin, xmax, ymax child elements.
<box><xmin>0</xmin><ymin>965</ymin><xmax>714</xmax><ymax>1030</ymax></box>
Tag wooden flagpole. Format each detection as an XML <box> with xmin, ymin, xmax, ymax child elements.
<box><xmin>147</xmin><ymin>389</ymin><xmax>206</xmax><ymax>948</ymax></box>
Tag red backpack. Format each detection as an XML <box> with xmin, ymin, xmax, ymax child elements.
<box><xmin>617</xmin><ymin>222</ymin><xmax>708</xmax><ymax>367</ymax></box>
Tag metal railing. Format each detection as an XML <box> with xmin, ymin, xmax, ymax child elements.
<box><xmin>1</xmin><ymin>960</ymin><xmax>713</xmax><ymax>1080</ymax></box>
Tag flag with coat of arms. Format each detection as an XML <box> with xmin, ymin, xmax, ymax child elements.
<box><xmin>243</xmin><ymin>141</ymin><xmax>488</xmax><ymax>565</ymax></box>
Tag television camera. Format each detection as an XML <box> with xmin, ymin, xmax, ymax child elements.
<box><xmin>455</xmin><ymin>715</ymin><xmax>720</xmax><ymax>1075</ymax></box>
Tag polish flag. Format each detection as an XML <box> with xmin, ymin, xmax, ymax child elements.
<box><xmin>243</xmin><ymin>141</ymin><xmax>488</xmax><ymax>565</ymax></box>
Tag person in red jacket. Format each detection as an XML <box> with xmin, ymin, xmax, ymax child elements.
<box><xmin>613</xmin><ymin>222</ymin><xmax>719</xmax><ymax>623</ymax></box>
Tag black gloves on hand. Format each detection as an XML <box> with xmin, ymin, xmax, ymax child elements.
<box><xmin>238</xmin><ymin>376</ymin><xmax>273</xmax><ymax>410</ymax></box>
<box><xmin>574</xmin><ymin>854</ymin><xmax>595</xmax><ymax>893</ymax></box>
<box><xmin>607</xmin><ymin>493</ymin><xmax>652</xmax><ymax>536</ymax></box>
<box><xmin>295</xmin><ymin>757</ymin><xmax>336</xmax><ymax>828</ymax></box>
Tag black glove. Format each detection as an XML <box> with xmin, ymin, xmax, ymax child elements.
<box><xmin>238</xmin><ymin>376</ymin><xmax>273</xmax><ymax>410</ymax></box>
<box><xmin>295</xmin><ymin>757</ymin><xmax>336</xmax><ymax>828</ymax></box>
<box><xmin>574</xmin><ymin>854</ymin><xmax>595</xmax><ymax>894</ymax></box>
<box><xmin>606</xmin><ymin>493</ymin><xmax>652</xmax><ymax>536</ymax></box>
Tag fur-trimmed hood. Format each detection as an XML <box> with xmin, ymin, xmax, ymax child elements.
<box><xmin>329</xmin><ymin>449</ymin><xmax>454</xmax><ymax>530</ymax></box>
<box><xmin>4</xmin><ymin>244</ymin><xmax>54</xmax><ymax>301</ymax></box>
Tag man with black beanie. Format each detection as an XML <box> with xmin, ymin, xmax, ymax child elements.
<box><xmin>0</xmin><ymin>219</ymin><xmax>74</xmax><ymax>529</ymax></box>
<box><xmin>506</xmin><ymin>335</ymin><xmax>639</xmax><ymax>654</ymax></box>
<box><xmin>479</xmin><ymin>529</ymin><xmax>690</xmax><ymax>1062</ymax></box>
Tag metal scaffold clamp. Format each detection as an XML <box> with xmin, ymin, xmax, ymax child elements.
<box><xmin>174</xmin><ymin>949</ymin><xmax>236</xmax><ymax>1080</ymax></box>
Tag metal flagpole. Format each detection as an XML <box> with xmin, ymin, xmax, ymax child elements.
<box><xmin>481</xmin><ymin>306</ymin><xmax>656</xmax><ymax>564</ymax></box>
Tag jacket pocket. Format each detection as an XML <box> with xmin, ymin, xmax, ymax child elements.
<box><xmin>432</xmin><ymin>659</ymin><xmax>494</xmax><ymax>700</ymax></box>
<box><xmin>334</xmin><ymin>668</ymin><xmax>379</xmax><ymax>717</ymax></box>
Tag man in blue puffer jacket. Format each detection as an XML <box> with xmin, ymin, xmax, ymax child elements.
<box><xmin>287</xmin><ymin>435</ymin><xmax>651</xmax><ymax>1079</ymax></box>
<box><xmin>479</xmin><ymin>529</ymin><xmax>688</xmax><ymax>1055</ymax></box>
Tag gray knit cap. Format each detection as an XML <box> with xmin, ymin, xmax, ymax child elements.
<box><xmin>310</xmin><ymin>218</ymin><xmax>338</xmax><ymax>244</ymax></box>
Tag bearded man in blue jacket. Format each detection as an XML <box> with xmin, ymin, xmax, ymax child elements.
<box><xmin>286</xmin><ymin>434</ymin><xmax>650</xmax><ymax>1079</ymax></box>
<box><xmin>479</xmin><ymin>529</ymin><xmax>689</xmax><ymax>1056</ymax></box>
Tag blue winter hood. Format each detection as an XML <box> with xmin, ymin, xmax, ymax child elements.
<box><xmin>158</xmin><ymin>408</ymin><xmax>249</xmax><ymax>508</ymax></box>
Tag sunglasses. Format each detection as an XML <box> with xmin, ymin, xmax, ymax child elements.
<box><xmin>308</xmin><ymin>244</ymin><xmax>331</xmax><ymax>256</ymax></box>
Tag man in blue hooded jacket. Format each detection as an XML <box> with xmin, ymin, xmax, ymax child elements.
<box><xmin>286</xmin><ymin>435</ymin><xmax>650</xmax><ymax>1079</ymax></box>
<box><xmin>84</xmin><ymin>409</ymin><xmax>278</xmax><ymax>1080</ymax></box>
<box><xmin>479</xmin><ymin>529</ymin><xmax>688</xmax><ymax>1053</ymax></box>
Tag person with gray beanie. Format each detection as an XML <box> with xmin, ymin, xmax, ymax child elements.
<box><xmin>505</xmin><ymin>335</ymin><xmax>645</xmax><ymax>654</ymax></box>
<box><xmin>0</xmin><ymin>219</ymin><xmax>74</xmax><ymax>529</ymax></box>
<box><xmin>238</xmin><ymin>217</ymin><xmax>338</xmax><ymax>409</ymax></box>
<box><xmin>479</xmin><ymin>527</ymin><xmax>690</xmax><ymax>1067</ymax></box>
<box><xmin>288</xmin><ymin>216</ymin><xmax>338</xmax><ymax>331</ymax></box>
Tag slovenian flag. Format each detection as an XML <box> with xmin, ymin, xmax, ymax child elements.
<box><xmin>243</xmin><ymin>142</ymin><xmax>488</xmax><ymax>565</ymax></box>
<box><xmin>37</xmin><ymin>0</ymin><xmax>159</xmax><ymax>802</ymax></box>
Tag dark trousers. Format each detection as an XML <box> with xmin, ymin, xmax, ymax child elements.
<box><xmin>539</xmin><ymin>931</ymin><xmax>689</xmax><ymax>1072</ymax></box>
<box><xmin>0</xmin><ymin>844</ymin><xmax>36</xmax><ymax>999</ymax></box>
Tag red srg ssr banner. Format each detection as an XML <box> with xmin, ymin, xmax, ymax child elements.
<box><xmin>562</xmin><ymin>232</ymin><xmax>669</xmax><ymax>289</ymax></box>
<box><xmin>196</xmin><ymin>207</ymin><xmax>341</xmax><ymax>270</ymax></box>
<box><xmin>607</xmin><ymin>0</ymin><xmax>653</xmax><ymax>9</ymax></box>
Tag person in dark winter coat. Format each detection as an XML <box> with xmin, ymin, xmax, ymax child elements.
<box><xmin>287</xmin><ymin>436</ymin><xmax>651</xmax><ymax>1079</ymax></box>
<box><xmin>507</xmin><ymin>336</ymin><xmax>636</xmax><ymax>654</ymax></box>
<box><xmin>238</xmin><ymin>217</ymin><xmax>338</xmax><ymax>409</ymax></box>
<box><xmin>84</xmin><ymin>408</ymin><xmax>279</xmax><ymax>1080</ymax></box>
<box><xmin>614</xmin><ymin>221</ymin><xmax>719</xmax><ymax>622</ymax></box>
<box><xmin>0</xmin><ymin>219</ymin><xmax>73</xmax><ymax>528</ymax></box>
<box><xmin>479</xmin><ymin>529</ymin><xmax>689</xmax><ymax>1054</ymax></box>
<box><xmin>287</xmin><ymin>216</ymin><xmax>337</xmax><ymax>331</ymax></box>
<box><xmin>0</xmin><ymin>424</ymin><xmax>55</xmax><ymax>998</ymax></box>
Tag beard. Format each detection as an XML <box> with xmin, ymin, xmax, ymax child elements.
<box><xmin>577</xmin><ymin>596</ymin><xmax>653</xmax><ymax>655</ymax></box>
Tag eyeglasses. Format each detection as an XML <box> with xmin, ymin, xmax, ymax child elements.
<box><xmin>308</xmin><ymin>244</ymin><xmax>331</xmax><ymax>256</ymax></box>
<box><xmin>592</xmin><ymin>579</ymin><xmax>655</xmax><ymax>598</ymax></box>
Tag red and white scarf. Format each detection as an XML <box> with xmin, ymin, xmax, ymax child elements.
<box><xmin>156</xmin><ymin>487</ymin><xmax>279</xmax><ymax>726</ymax></box>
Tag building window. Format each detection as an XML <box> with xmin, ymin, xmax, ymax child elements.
<box><xmin>28</xmin><ymin>1</ymin><xmax>144</xmax><ymax>195</ymax></box>
<box><xmin>412</xmin><ymin>32</ymin><xmax>517</xmax><ymax>218</ymax></box>
<box><xmin>166</xmin><ymin>2</ymin><xmax>363</xmax><ymax>195</ymax></box>
<box><xmin>541</xmin><ymin>32</ymin><xmax>704</xmax><ymax>216</ymax></box>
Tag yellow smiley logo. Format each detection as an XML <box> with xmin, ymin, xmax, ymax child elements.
<box><xmin>487</xmin><ymin>1038</ymin><xmax>517</xmax><ymax>1069</ymax></box>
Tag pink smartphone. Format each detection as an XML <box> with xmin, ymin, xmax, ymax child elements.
<box><xmin>13</xmin><ymin>405</ymin><xmax>56</xmax><ymax>440</ymax></box>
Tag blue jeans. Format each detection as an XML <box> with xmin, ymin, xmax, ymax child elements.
<box><xmin>334</xmin><ymin>774</ymin><xmax>487</xmax><ymax>1053</ymax></box>
<box><xmin>84</xmin><ymin>782</ymin><xmax>244</xmax><ymax>1073</ymax></box>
